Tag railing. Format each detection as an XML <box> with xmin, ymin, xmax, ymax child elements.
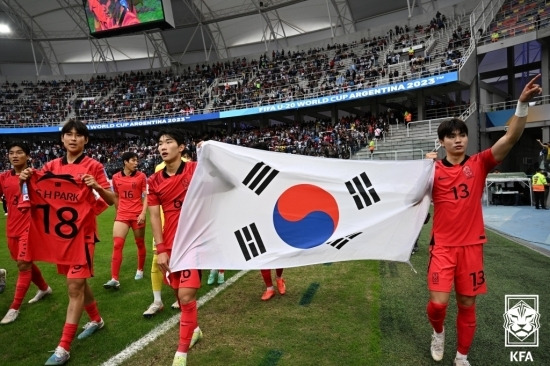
<box><xmin>405</xmin><ymin>102</ymin><xmax>476</xmax><ymax>137</ymax></box>
<box><xmin>470</xmin><ymin>0</ymin><xmax>507</xmax><ymax>40</ymax></box>
<box><xmin>362</xmin><ymin>148</ymin><xmax>426</xmax><ymax>160</ymax></box>
<box><xmin>460</xmin><ymin>101</ymin><xmax>477</xmax><ymax>120</ymax></box>
<box><xmin>481</xmin><ymin>95</ymin><xmax>550</xmax><ymax>112</ymax></box>
<box><xmin>406</xmin><ymin>118</ymin><xmax>447</xmax><ymax>137</ymax></box>
<box><xmin>425</xmin><ymin>104</ymin><xmax>470</xmax><ymax>120</ymax></box>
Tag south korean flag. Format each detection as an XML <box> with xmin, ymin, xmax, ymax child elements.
<box><xmin>170</xmin><ymin>141</ymin><xmax>433</xmax><ymax>271</ymax></box>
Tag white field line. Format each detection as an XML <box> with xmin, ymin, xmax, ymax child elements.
<box><xmin>101</xmin><ymin>270</ymin><xmax>249</xmax><ymax>366</ymax></box>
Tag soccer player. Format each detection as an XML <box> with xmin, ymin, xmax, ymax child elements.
<box><xmin>0</xmin><ymin>142</ymin><xmax>52</xmax><ymax>325</ymax></box>
<box><xmin>104</xmin><ymin>151</ymin><xmax>147</xmax><ymax>290</ymax></box>
<box><xmin>260</xmin><ymin>269</ymin><xmax>286</xmax><ymax>301</ymax></box>
<box><xmin>19</xmin><ymin>120</ymin><xmax>115</xmax><ymax>366</ymax></box>
<box><xmin>249</xmin><ymin>142</ymin><xmax>288</xmax><ymax>301</ymax></box>
<box><xmin>147</xmin><ymin>131</ymin><xmax>202</xmax><ymax>366</ymax></box>
<box><xmin>143</xmin><ymin>149</ymin><xmax>192</xmax><ymax>317</ymax></box>
<box><xmin>424</xmin><ymin>74</ymin><xmax>542</xmax><ymax>366</ymax></box>
<box><xmin>207</xmin><ymin>269</ymin><xmax>225</xmax><ymax>285</ymax></box>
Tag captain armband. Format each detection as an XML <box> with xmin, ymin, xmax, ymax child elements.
<box><xmin>154</xmin><ymin>242</ymin><xmax>167</xmax><ymax>254</ymax></box>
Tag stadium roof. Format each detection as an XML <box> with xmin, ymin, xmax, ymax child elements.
<box><xmin>0</xmin><ymin>0</ymin><xmax>461</xmax><ymax>76</ymax></box>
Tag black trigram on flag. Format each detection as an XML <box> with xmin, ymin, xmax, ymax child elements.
<box><xmin>242</xmin><ymin>162</ymin><xmax>279</xmax><ymax>195</ymax></box>
<box><xmin>327</xmin><ymin>232</ymin><xmax>362</xmax><ymax>250</ymax></box>
<box><xmin>345</xmin><ymin>172</ymin><xmax>381</xmax><ymax>210</ymax></box>
<box><xmin>234</xmin><ymin>223</ymin><xmax>266</xmax><ymax>261</ymax></box>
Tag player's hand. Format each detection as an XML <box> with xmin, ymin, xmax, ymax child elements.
<box><xmin>19</xmin><ymin>167</ymin><xmax>33</xmax><ymax>182</ymax></box>
<box><xmin>425</xmin><ymin>151</ymin><xmax>438</xmax><ymax>160</ymax></box>
<box><xmin>82</xmin><ymin>174</ymin><xmax>100</xmax><ymax>189</ymax></box>
<box><xmin>156</xmin><ymin>252</ymin><xmax>170</xmax><ymax>274</ymax></box>
<box><xmin>519</xmin><ymin>74</ymin><xmax>542</xmax><ymax>103</ymax></box>
<box><xmin>137</xmin><ymin>212</ymin><xmax>146</xmax><ymax>225</ymax></box>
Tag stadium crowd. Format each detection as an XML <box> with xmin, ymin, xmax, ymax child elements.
<box><xmin>0</xmin><ymin>109</ymin><xmax>415</xmax><ymax>177</ymax></box>
<box><xmin>0</xmin><ymin>9</ymin><xmax>473</xmax><ymax>129</ymax></box>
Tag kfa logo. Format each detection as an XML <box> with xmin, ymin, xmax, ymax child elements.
<box><xmin>503</xmin><ymin>295</ymin><xmax>540</xmax><ymax>362</ymax></box>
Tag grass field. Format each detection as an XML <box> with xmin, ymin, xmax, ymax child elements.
<box><xmin>0</xmin><ymin>206</ymin><xmax>549</xmax><ymax>365</ymax></box>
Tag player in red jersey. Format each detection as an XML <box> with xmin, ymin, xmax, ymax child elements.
<box><xmin>0</xmin><ymin>142</ymin><xmax>52</xmax><ymax>325</ymax></box>
<box><xmin>103</xmin><ymin>151</ymin><xmax>147</xmax><ymax>290</ymax></box>
<box><xmin>424</xmin><ymin>74</ymin><xmax>542</xmax><ymax>366</ymax></box>
<box><xmin>147</xmin><ymin>130</ymin><xmax>202</xmax><ymax>366</ymax></box>
<box><xmin>19</xmin><ymin>120</ymin><xmax>115</xmax><ymax>366</ymax></box>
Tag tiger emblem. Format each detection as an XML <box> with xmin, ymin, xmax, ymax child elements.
<box><xmin>503</xmin><ymin>300</ymin><xmax>541</xmax><ymax>341</ymax></box>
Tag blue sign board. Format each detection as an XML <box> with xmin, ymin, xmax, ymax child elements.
<box><xmin>0</xmin><ymin>71</ymin><xmax>458</xmax><ymax>135</ymax></box>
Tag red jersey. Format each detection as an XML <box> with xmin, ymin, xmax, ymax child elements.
<box><xmin>431</xmin><ymin>148</ymin><xmax>498</xmax><ymax>246</ymax></box>
<box><xmin>112</xmin><ymin>170</ymin><xmax>146</xmax><ymax>221</ymax></box>
<box><xmin>27</xmin><ymin>155</ymin><xmax>111</xmax><ymax>264</ymax></box>
<box><xmin>24</xmin><ymin>170</ymin><xmax>96</xmax><ymax>265</ymax></box>
<box><xmin>147</xmin><ymin>161</ymin><xmax>197</xmax><ymax>250</ymax></box>
<box><xmin>88</xmin><ymin>0</ymin><xmax>110</xmax><ymax>30</ymax></box>
<box><xmin>0</xmin><ymin>170</ymin><xmax>29</xmax><ymax>238</ymax></box>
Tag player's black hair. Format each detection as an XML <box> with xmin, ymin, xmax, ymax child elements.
<box><xmin>121</xmin><ymin>151</ymin><xmax>138</xmax><ymax>163</ymax></box>
<box><xmin>7</xmin><ymin>141</ymin><xmax>30</xmax><ymax>156</ymax></box>
<box><xmin>437</xmin><ymin>118</ymin><xmax>468</xmax><ymax>140</ymax></box>
<box><xmin>157</xmin><ymin>129</ymin><xmax>187</xmax><ymax>147</ymax></box>
<box><xmin>61</xmin><ymin>120</ymin><xmax>90</xmax><ymax>139</ymax></box>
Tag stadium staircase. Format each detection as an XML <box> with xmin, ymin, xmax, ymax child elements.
<box><xmin>353</xmin><ymin>102</ymin><xmax>477</xmax><ymax>161</ymax></box>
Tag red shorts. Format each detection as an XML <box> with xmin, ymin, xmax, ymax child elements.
<box><xmin>7</xmin><ymin>236</ymin><xmax>28</xmax><ymax>261</ymax></box>
<box><xmin>427</xmin><ymin>243</ymin><xmax>487</xmax><ymax>296</ymax></box>
<box><xmin>115</xmin><ymin>218</ymin><xmax>145</xmax><ymax>230</ymax></box>
<box><xmin>167</xmin><ymin>269</ymin><xmax>202</xmax><ymax>290</ymax></box>
<box><xmin>57</xmin><ymin>243</ymin><xmax>95</xmax><ymax>279</ymax></box>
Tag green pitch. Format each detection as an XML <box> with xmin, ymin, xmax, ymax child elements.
<box><xmin>0</xmin><ymin>207</ymin><xmax>548</xmax><ymax>365</ymax></box>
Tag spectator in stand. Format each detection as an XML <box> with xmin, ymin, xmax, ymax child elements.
<box><xmin>491</xmin><ymin>31</ymin><xmax>499</xmax><ymax>42</ymax></box>
<box><xmin>408</xmin><ymin>46</ymin><xmax>415</xmax><ymax>60</ymax></box>
<box><xmin>369</xmin><ymin>139</ymin><xmax>375</xmax><ymax>156</ymax></box>
<box><xmin>404</xmin><ymin>111</ymin><xmax>412</xmax><ymax>124</ymax></box>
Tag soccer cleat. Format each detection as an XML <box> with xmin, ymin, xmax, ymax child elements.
<box><xmin>171</xmin><ymin>301</ymin><xmax>180</xmax><ymax>310</ymax></box>
<box><xmin>430</xmin><ymin>328</ymin><xmax>445</xmax><ymax>361</ymax></box>
<box><xmin>0</xmin><ymin>308</ymin><xmax>19</xmax><ymax>324</ymax></box>
<box><xmin>217</xmin><ymin>272</ymin><xmax>225</xmax><ymax>284</ymax></box>
<box><xmin>103</xmin><ymin>279</ymin><xmax>120</xmax><ymax>290</ymax></box>
<box><xmin>77</xmin><ymin>318</ymin><xmax>104</xmax><ymax>339</ymax></box>
<box><xmin>261</xmin><ymin>288</ymin><xmax>275</xmax><ymax>301</ymax></box>
<box><xmin>0</xmin><ymin>269</ymin><xmax>6</xmax><ymax>294</ymax></box>
<box><xmin>29</xmin><ymin>286</ymin><xmax>52</xmax><ymax>304</ymax></box>
<box><xmin>207</xmin><ymin>270</ymin><xmax>217</xmax><ymax>285</ymax></box>
<box><xmin>134</xmin><ymin>270</ymin><xmax>144</xmax><ymax>280</ymax></box>
<box><xmin>143</xmin><ymin>302</ymin><xmax>164</xmax><ymax>318</ymax></box>
<box><xmin>172</xmin><ymin>354</ymin><xmax>187</xmax><ymax>366</ymax></box>
<box><xmin>453</xmin><ymin>358</ymin><xmax>471</xmax><ymax>366</ymax></box>
<box><xmin>45</xmin><ymin>346</ymin><xmax>70</xmax><ymax>365</ymax></box>
<box><xmin>190</xmin><ymin>328</ymin><xmax>203</xmax><ymax>349</ymax></box>
<box><xmin>276</xmin><ymin>278</ymin><xmax>286</xmax><ymax>295</ymax></box>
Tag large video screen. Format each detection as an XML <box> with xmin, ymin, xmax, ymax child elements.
<box><xmin>83</xmin><ymin>0</ymin><xmax>175</xmax><ymax>38</ymax></box>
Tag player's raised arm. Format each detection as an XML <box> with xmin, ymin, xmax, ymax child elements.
<box><xmin>492</xmin><ymin>74</ymin><xmax>542</xmax><ymax>162</ymax></box>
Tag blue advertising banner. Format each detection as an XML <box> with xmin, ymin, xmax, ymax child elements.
<box><xmin>0</xmin><ymin>71</ymin><xmax>458</xmax><ymax>135</ymax></box>
<box><xmin>220</xmin><ymin>72</ymin><xmax>458</xmax><ymax>118</ymax></box>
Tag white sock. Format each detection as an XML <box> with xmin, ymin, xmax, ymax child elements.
<box><xmin>456</xmin><ymin>351</ymin><xmax>467</xmax><ymax>359</ymax></box>
<box><xmin>175</xmin><ymin>351</ymin><xmax>187</xmax><ymax>357</ymax></box>
<box><xmin>153</xmin><ymin>291</ymin><xmax>162</xmax><ymax>303</ymax></box>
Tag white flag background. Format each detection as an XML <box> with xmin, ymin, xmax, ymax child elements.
<box><xmin>170</xmin><ymin>141</ymin><xmax>434</xmax><ymax>271</ymax></box>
